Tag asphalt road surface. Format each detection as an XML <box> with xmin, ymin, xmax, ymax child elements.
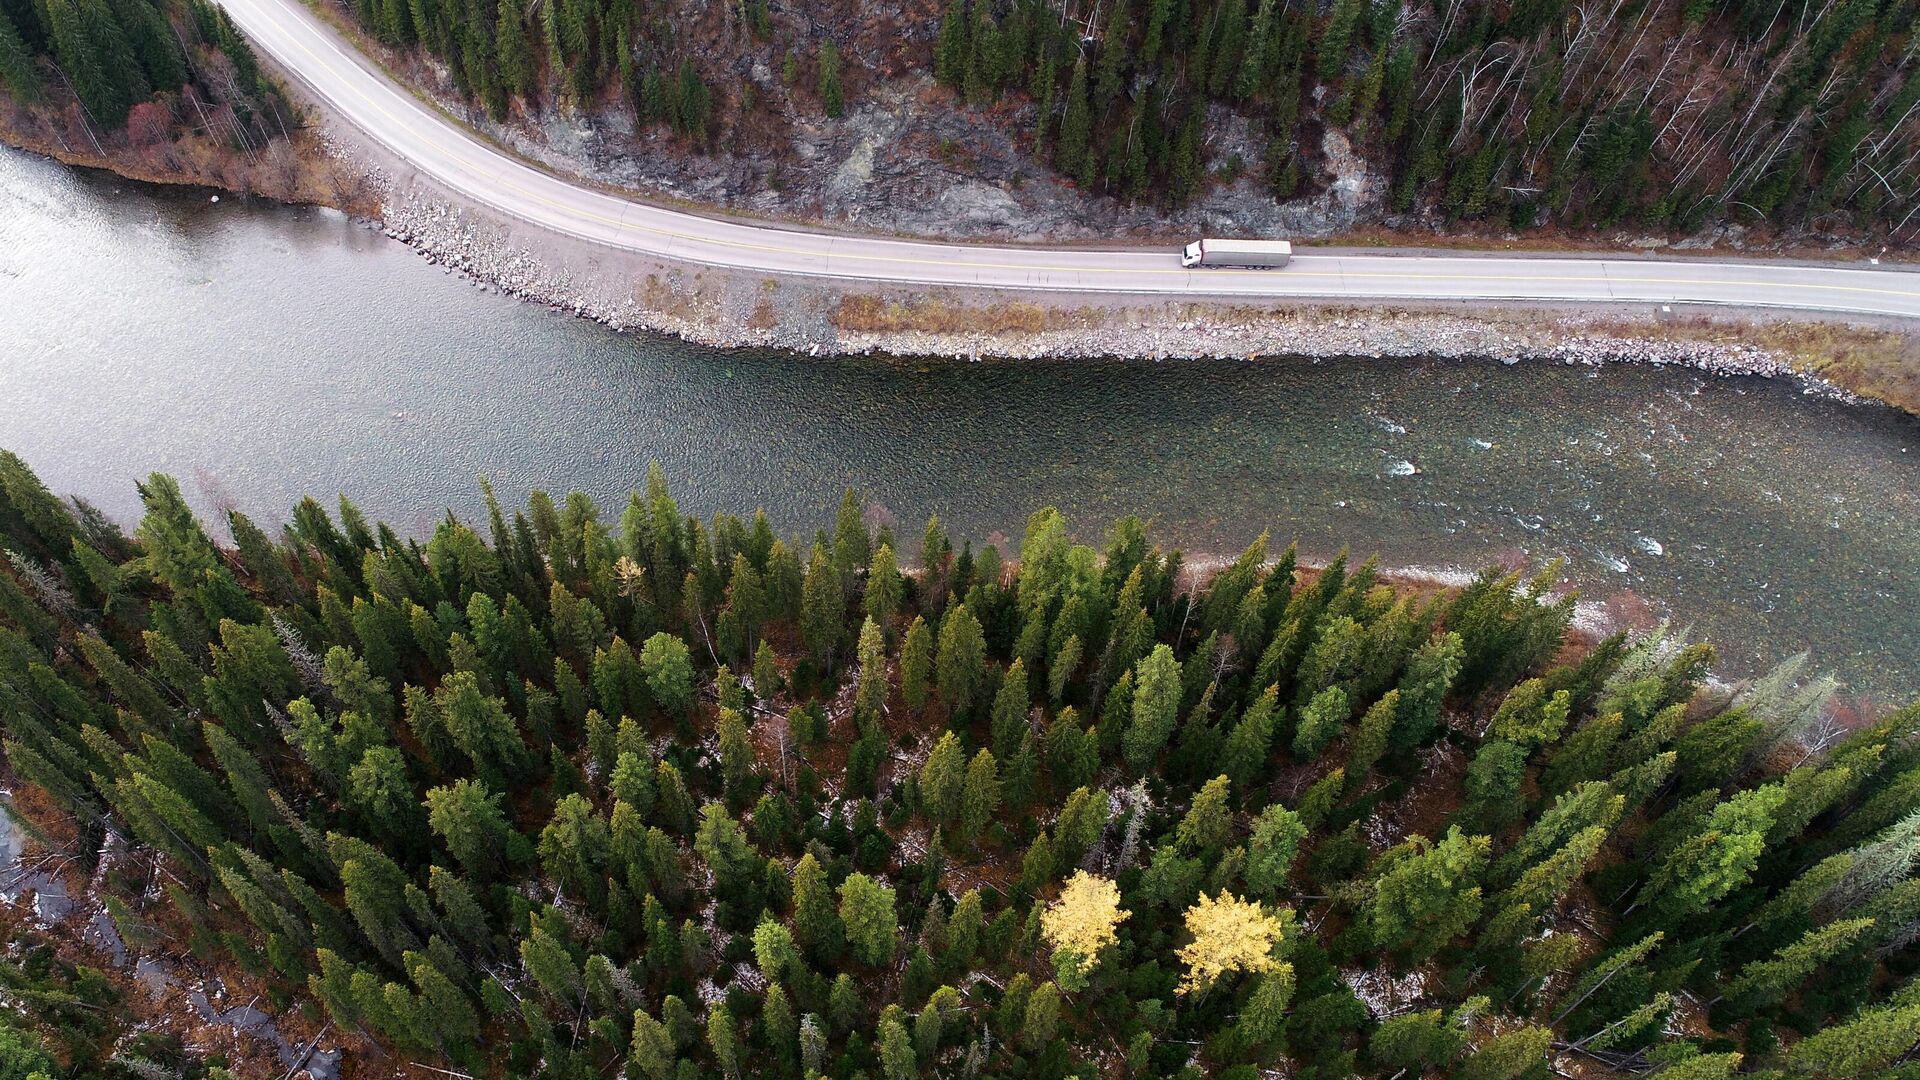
<box><xmin>224</xmin><ymin>0</ymin><xmax>1920</xmax><ymax>319</ymax></box>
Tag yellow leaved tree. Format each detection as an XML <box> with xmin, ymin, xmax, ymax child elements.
<box><xmin>1176</xmin><ymin>891</ymin><xmax>1284</xmax><ymax>994</ymax></box>
<box><xmin>1040</xmin><ymin>871</ymin><xmax>1130</xmax><ymax>990</ymax></box>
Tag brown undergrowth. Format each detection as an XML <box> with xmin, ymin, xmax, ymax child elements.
<box><xmin>0</xmin><ymin>95</ymin><xmax>379</xmax><ymax>215</ymax></box>
<box><xmin>834</xmin><ymin>294</ymin><xmax>1102</xmax><ymax>335</ymax></box>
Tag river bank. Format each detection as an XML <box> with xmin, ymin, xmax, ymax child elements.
<box><xmin>379</xmin><ymin>190</ymin><xmax>1920</xmax><ymax>413</ymax></box>
<box><xmin>0</xmin><ymin>87</ymin><xmax>379</xmax><ymax>214</ymax></box>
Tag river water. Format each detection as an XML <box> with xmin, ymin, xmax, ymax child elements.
<box><xmin>3</xmin><ymin>146</ymin><xmax>1917</xmax><ymax>698</ymax></box>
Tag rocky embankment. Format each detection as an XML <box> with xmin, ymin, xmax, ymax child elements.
<box><xmin>382</xmin><ymin>192</ymin><xmax>1862</xmax><ymax>402</ymax></box>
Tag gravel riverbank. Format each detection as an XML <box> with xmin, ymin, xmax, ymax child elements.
<box><xmin>382</xmin><ymin>191</ymin><xmax>1870</xmax><ymax>402</ymax></box>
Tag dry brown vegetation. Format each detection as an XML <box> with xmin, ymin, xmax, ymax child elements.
<box><xmin>1750</xmin><ymin>321</ymin><xmax>1920</xmax><ymax>414</ymax></box>
<box><xmin>0</xmin><ymin>92</ymin><xmax>379</xmax><ymax>214</ymax></box>
<box><xmin>834</xmin><ymin>293</ymin><xmax>1100</xmax><ymax>335</ymax></box>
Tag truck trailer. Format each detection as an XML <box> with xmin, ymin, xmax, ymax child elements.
<box><xmin>1181</xmin><ymin>238</ymin><xmax>1293</xmax><ymax>268</ymax></box>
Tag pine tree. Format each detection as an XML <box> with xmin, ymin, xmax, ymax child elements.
<box><xmin>962</xmin><ymin>0</ymin><xmax>993</xmax><ymax>104</ymax></box>
<box><xmin>990</xmin><ymin>658</ymin><xmax>1031</xmax><ymax>759</ymax></box>
<box><xmin>48</xmin><ymin>0</ymin><xmax>137</xmax><ymax>125</ymax></box>
<box><xmin>1725</xmin><ymin>917</ymin><xmax>1874</xmax><ymax>1012</ymax></box>
<box><xmin>488</xmin><ymin>0</ymin><xmax>540</xmax><ymax>97</ymax></box>
<box><xmin>1169</xmin><ymin>109</ymin><xmax>1205</xmax><ymax>204</ymax></box>
<box><xmin>1056</xmin><ymin>56</ymin><xmax>1093</xmax><ymax>187</ymax></box>
<box><xmin>717</xmin><ymin>707</ymin><xmax>756</xmax><ymax>800</ymax></box>
<box><xmin>898</xmin><ymin>614</ymin><xmax>934</xmax><ymax>711</ymax></box>
<box><xmin>917</xmin><ymin>736</ymin><xmax>963</xmax><ymax>831</ymax></box>
<box><xmin>935</xmin><ymin>604</ymin><xmax>986</xmax><ymax>713</ymax></box>
<box><xmin>1245</xmin><ymin>803</ymin><xmax>1307</xmax><ymax>898</ymax></box>
<box><xmin>839</xmin><ymin>872</ymin><xmax>898</xmax><ymax>965</ymax></box>
<box><xmin>753</xmin><ymin>917</ymin><xmax>801</xmax><ymax>983</ymax></box>
<box><xmin>1317</xmin><ymin>0</ymin><xmax>1363</xmax><ymax>81</ymax></box>
<box><xmin>1207</xmin><ymin>0</ymin><xmax>1248</xmax><ymax>96</ymax></box>
<box><xmin>818</xmin><ymin>38</ymin><xmax>844</xmax><ymax>118</ymax></box>
<box><xmin>826</xmin><ymin>971</ymin><xmax>863</xmax><ymax>1033</ymax></box>
<box><xmin>1292</xmin><ymin>684</ymin><xmax>1348</xmax><ymax>759</ymax></box>
<box><xmin>539</xmin><ymin>792</ymin><xmax>611</xmax><ymax>903</ymax></box>
<box><xmin>1221</xmin><ymin>684</ymin><xmax>1279</xmax><ymax>788</ymax></box>
<box><xmin>1054</xmin><ymin>785</ymin><xmax>1108</xmax><ymax>867</ymax></box>
<box><xmin>1125</xmin><ymin>645</ymin><xmax>1181</xmax><ymax>772</ymax></box>
<box><xmin>1043</xmin><ymin>628</ymin><xmax>1080</xmax><ymax>702</ymax></box>
<box><xmin>1459</xmin><ymin>739</ymin><xmax>1527</xmax><ymax>833</ymax></box>
<box><xmin>960</xmin><ymin>748</ymin><xmax>1000</xmax><ymax>841</ymax></box>
<box><xmin>799</xmin><ymin>541</ymin><xmax>844</xmax><ymax>667</ymax></box>
<box><xmin>935</xmin><ymin>0</ymin><xmax>969</xmax><ymax>85</ymax></box>
<box><xmin>878</xmin><ymin>1003</ymin><xmax>916</xmax><ymax>1079</ymax></box>
<box><xmin>1142</xmin><ymin>0</ymin><xmax>1173</xmax><ymax>59</ymax></box>
<box><xmin>1365</xmin><ymin>827</ymin><xmax>1491</xmax><ymax>960</ymax></box>
<box><xmin>1639</xmin><ymin>785</ymin><xmax>1788</xmax><ymax>919</ymax></box>
<box><xmin>675</xmin><ymin>58</ymin><xmax>709</xmax><ymax>141</ymax></box>
<box><xmin>867</xmin><ymin>543</ymin><xmax>904</xmax><ymax>629</ymax></box>
<box><xmin>1346</xmin><ymin>689</ymin><xmax>1399</xmax><ymax>788</ymax></box>
<box><xmin>1178</xmin><ymin>775</ymin><xmax>1234</xmax><ymax>853</ymax></box>
<box><xmin>0</xmin><ymin>7</ymin><xmax>43</xmax><ymax>103</ymax></box>
<box><xmin>1785</xmin><ymin>999</ymin><xmax>1920</xmax><ymax>1076</ymax></box>
<box><xmin>639</xmin><ymin>631</ymin><xmax>694</xmax><ymax>716</ymax></box>
<box><xmin>1021</xmin><ymin>980</ymin><xmax>1061</xmax><ymax>1049</ymax></box>
<box><xmin>347</xmin><ymin>744</ymin><xmax>420</xmax><ymax>845</ymax></box>
<box><xmin>1044</xmin><ymin>707</ymin><xmax>1098</xmax><ymax>790</ymax></box>
<box><xmin>425</xmin><ymin>778</ymin><xmax>511</xmax><ymax>877</ymax></box>
<box><xmin>708</xmin><ymin>1003</ymin><xmax>742</xmax><ymax>1078</ymax></box>
<box><xmin>1393</xmin><ymin>632</ymin><xmax>1462</xmax><ymax>751</ymax></box>
<box><xmin>631</xmin><ymin>1007</ymin><xmax>676</xmax><ymax>1080</ymax></box>
<box><xmin>792</xmin><ymin>852</ymin><xmax>841</xmax><ymax>957</ymax></box>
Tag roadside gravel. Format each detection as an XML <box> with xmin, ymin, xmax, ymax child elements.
<box><xmin>382</xmin><ymin>191</ymin><xmax>1855</xmax><ymax>401</ymax></box>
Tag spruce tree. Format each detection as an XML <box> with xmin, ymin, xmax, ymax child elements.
<box><xmin>935</xmin><ymin>604</ymin><xmax>986</xmax><ymax>713</ymax></box>
<box><xmin>901</xmin><ymin>614</ymin><xmax>933</xmax><ymax>710</ymax></box>
<box><xmin>1125</xmin><ymin>645</ymin><xmax>1180</xmax><ymax>772</ymax></box>
<box><xmin>425</xmin><ymin>778</ymin><xmax>511</xmax><ymax>878</ymax></box>
<box><xmin>935</xmin><ymin>0</ymin><xmax>969</xmax><ymax>85</ymax></box>
<box><xmin>1056</xmin><ymin>56</ymin><xmax>1093</xmax><ymax>187</ymax></box>
<box><xmin>838</xmin><ymin>872</ymin><xmax>898</xmax><ymax>966</ymax></box>
<box><xmin>0</xmin><ymin>6</ymin><xmax>45</xmax><ymax>100</ymax></box>
<box><xmin>960</xmin><ymin>748</ymin><xmax>1000</xmax><ymax>842</ymax></box>
<box><xmin>921</xmin><ymin>731</ymin><xmax>966</xmax><ymax>824</ymax></box>
<box><xmin>818</xmin><ymin>38</ymin><xmax>844</xmax><ymax>118</ymax></box>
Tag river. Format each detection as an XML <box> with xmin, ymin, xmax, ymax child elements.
<box><xmin>2</xmin><ymin>146</ymin><xmax>1917</xmax><ymax>699</ymax></box>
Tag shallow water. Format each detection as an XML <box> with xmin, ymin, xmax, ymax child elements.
<box><xmin>3</xmin><ymin>146</ymin><xmax>1917</xmax><ymax>698</ymax></box>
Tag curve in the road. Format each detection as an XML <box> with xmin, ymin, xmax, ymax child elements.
<box><xmin>223</xmin><ymin>0</ymin><xmax>1920</xmax><ymax>319</ymax></box>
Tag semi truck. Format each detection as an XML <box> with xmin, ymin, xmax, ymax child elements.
<box><xmin>1181</xmin><ymin>238</ymin><xmax>1293</xmax><ymax>268</ymax></box>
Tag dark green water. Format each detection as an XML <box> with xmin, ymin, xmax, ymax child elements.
<box><xmin>3</xmin><ymin>146</ymin><xmax>1917</xmax><ymax>698</ymax></box>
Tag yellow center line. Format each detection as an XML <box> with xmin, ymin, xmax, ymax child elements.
<box><xmin>253</xmin><ymin>0</ymin><xmax>1920</xmax><ymax>305</ymax></box>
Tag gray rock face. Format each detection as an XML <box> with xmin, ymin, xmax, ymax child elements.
<box><xmin>436</xmin><ymin>64</ymin><xmax>1395</xmax><ymax>243</ymax></box>
<box><xmin>1</xmin><ymin>800</ymin><xmax>343</xmax><ymax>1079</ymax></box>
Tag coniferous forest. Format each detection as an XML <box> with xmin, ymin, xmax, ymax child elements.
<box><xmin>0</xmin><ymin>0</ymin><xmax>283</xmax><ymax>146</ymax></box>
<box><xmin>327</xmin><ymin>0</ymin><xmax>1920</xmax><ymax>238</ymax></box>
<box><xmin>3</xmin><ymin>447</ymin><xmax>1920</xmax><ymax>1079</ymax></box>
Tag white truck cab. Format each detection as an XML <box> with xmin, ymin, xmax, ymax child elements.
<box><xmin>1182</xmin><ymin>238</ymin><xmax>1293</xmax><ymax>268</ymax></box>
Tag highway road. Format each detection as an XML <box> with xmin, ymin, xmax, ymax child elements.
<box><xmin>224</xmin><ymin>0</ymin><xmax>1920</xmax><ymax>319</ymax></box>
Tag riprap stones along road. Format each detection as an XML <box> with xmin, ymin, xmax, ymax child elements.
<box><xmin>225</xmin><ymin>0</ymin><xmax>1920</xmax><ymax>319</ymax></box>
